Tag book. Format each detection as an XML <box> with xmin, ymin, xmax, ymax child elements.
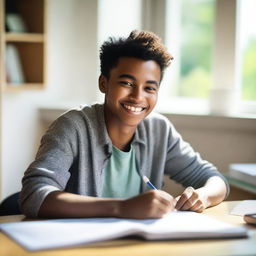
<box><xmin>5</xmin><ymin>44</ymin><xmax>25</xmax><ymax>84</ymax></box>
<box><xmin>0</xmin><ymin>211</ymin><xmax>247</xmax><ymax>251</ymax></box>
<box><xmin>229</xmin><ymin>163</ymin><xmax>256</xmax><ymax>186</ymax></box>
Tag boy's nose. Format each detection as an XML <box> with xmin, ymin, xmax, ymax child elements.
<box><xmin>130</xmin><ymin>87</ymin><xmax>144</xmax><ymax>101</ymax></box>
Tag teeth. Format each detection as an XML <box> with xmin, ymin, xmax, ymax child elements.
<box><xmin>123</xmin><ymin>104</ymin><xmax>144</xmax><ymax>112</ymax></box>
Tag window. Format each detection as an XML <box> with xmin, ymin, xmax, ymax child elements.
<box><xmin>165</xmin><ymin>0</ymin><xmax>215</xmax><ymax>99</ymax></box>
<box><xmin>156</xmin><ymin>0</ymin><xmax>256</xmax><ymax>114</ymax></box>
<box><xmin>239</xmin><ymin>0</ymin><xmax>256</xmax><ymax>102</ymax></box>
<box><xmin>178</xmin><ymin>0</ymin><xmax>215</xmax><ymax>99</ymax></box>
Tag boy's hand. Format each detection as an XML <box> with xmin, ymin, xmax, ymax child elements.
<box><xmin>175</xmin><ymin>187</ymin><xmax>207</xmax><ymax>213</ymax></box>
<box><xmin>118</xmin><ymin>190</ymin><xmax>176</xmax><ymax>219</ymax></box>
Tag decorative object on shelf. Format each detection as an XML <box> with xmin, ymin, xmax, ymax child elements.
<box><xmin>5</xmin><ymin>44</ymin><xmax>25</xmax><ymax>84</ymax></box>
<box><xmin>5</xmin><ymin>13</ymin><xmax>28</xmax><ymax>33</ymax></box>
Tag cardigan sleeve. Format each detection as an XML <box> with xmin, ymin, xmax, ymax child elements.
<box><xmin>20</xmin><ymin>114</ymin><xmax>78</xmax><ymax>217</ymax></box>
<box><xmin>164</xmin><ymin>122</ymin><xmax>230</xmax><ymax>197</ymax></box>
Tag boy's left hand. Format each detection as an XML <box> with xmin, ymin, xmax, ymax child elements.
<box><xmin>175</xmin><ymin>187</ymin><xmax>207</xmax><ymax>213</ymax></box>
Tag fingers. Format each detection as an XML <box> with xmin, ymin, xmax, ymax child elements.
<box><xmin>175</xmin><ymin>187</ymin><xmax>206</xmax><ymax>212</ymax></box>
<box><xmin>157</xmin><ymin>190</ymin><xmax>173</xmax><ymax>203</ymax></box>
<box><xmin>145</xmin><ymin>190</ymin><xmax>175</xmax><ymax>217</ymax></box>
<box><xmin>175</xmin><ymin>186</ymin><xmax>195</xmax><ymax>210</ymax></box>
<box><xmin>190</xmin><ymin>200</ymin><xmax>204</xmax><ymax>213</ymax></box>
<box><xmin>157</xmin><ymin>190</ymin><xmax>176</xmax><ymax>211</ymax></box>
<box><xmin>120</xmin><ymin>190</ymin><xmax>176</xmax><ymax>219</ymax></box>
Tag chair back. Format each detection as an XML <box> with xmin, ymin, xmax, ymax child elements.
<box><xmin>0</xmin><ymin>192</ymin><xmax>21</xmax><ymax>216</ymax></box>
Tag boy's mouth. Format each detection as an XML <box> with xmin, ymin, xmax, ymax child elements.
<box><xmin>121</xmin><ymin>103</ymin><xmax>146</xmax><ymax>113</ymax></box>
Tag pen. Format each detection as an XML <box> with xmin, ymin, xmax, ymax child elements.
<box><xmin>143</xmin><ymin>175</ymin><xmax>157</xmax><ymax>190</ymax></box>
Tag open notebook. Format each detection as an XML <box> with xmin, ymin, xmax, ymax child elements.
<box><xmin>0</xmin><ymin>211</ymin><xmax>247</xmax><ymax>251</ymax></box>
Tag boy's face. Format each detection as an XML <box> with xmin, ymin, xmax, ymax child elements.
<box><xmin>99</xmin><ymin>57</ymin><xmax>161</xmax><ymax>128</ymax></box>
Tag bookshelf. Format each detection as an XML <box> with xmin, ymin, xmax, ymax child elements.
<box><xmin>0</xmin><ymin>0</ymin><xmax>46</xmax><ymax>92</ymax></box>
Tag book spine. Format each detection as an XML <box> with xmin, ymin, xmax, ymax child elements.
<box><xmin>5</xmin><ymin>44</ymin><xmax>25</xmax><ymax>84</ymax></box>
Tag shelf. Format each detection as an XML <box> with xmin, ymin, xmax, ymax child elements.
<box><xmin>0</xmin><ymin>0</ymin><xmax>46</xmax><ymax>91</ymax></box>
<box><xmin>5</xmin><ymin>0</ymin><xmax>45</xmax><ymax>34</ymax></box>
<box><xmin>3</xmin><ymin>83</ymin><xmax>44</xmax><ymax>92</ymax></box>
<box><xmin>5</xmin><ymin>33</ymin><xmax>44</xmax><ymax>43</ymax></box>
<box><xmin>6</xmin><ymin>42</ymin><xmax>44</xmax><ymax>84</ymax></box>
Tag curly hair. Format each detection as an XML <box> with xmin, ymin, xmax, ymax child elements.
<box><xmin>100</xmin><ymin>30</ymin><xmax>173</xmax><ymax>80</ymax></box>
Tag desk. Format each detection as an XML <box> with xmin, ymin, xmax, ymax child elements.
<box><xmin>0</xmin><ymin>201</ymin><xmax>255</xmax><ymax>256</ymax></box>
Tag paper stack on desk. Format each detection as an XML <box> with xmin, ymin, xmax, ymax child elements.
<box><xmin>0</xmin><ymin>211</ymin><xmax>247</xmax><ymax>251</ymax></box>
<box><xmin>230</xmin><ymin>200</ymin><xmax>256</xmax><ymax>216</ymax></box>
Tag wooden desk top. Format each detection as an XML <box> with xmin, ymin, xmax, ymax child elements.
<box><xmin>0</xmin><ymin>201</ymin><xmax>255</xmax><ymax>256</ymax></box>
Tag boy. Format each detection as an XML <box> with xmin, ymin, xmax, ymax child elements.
<box><xmin>20</xmin><ymin>30</ymin><xmax>229</xmax><ymax>219</ymax></box>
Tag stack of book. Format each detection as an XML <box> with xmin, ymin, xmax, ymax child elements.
<box><xmin>228</xmin><ymin>163</ymin><xmax>256</xmax><ymax>186</ymax></box>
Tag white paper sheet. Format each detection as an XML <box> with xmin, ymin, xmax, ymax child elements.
<box><xmin>230</xmin><ymin>200</ymin><xmax>256</xmax><ymax>216</ymax></box>
<box><xmin>0</xmin><ymin>211</ymin><xmax>248</xmax><ymax>251</ymax></box>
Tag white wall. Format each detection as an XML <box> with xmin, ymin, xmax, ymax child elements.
<box><xmin>98</xmin><ymin>0</ymin><xmax>142</xmax><ymax>43</ymax></box>
<box><xmin>96</xmin><ymin>0</ymin><xmax>142</xmax><ymax>102</ymax></box>
<box><xmin>1</xmin><ymin>0</ymin><xmax>99</xmax><ymax>199</ymax></box>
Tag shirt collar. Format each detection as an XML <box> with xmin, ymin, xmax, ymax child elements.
<box><xmin>132</xmin><ymin>124</ymin><xmax>147</xmax><ymax>146</ymax></box>
<box><xmin>92</xmin><ymin>104</ymin><xmax>113</xmax><ymax>154</ymax></box>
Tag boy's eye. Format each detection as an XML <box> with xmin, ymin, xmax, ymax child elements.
<box><xmin>119</xmin><ymin>81</ymin><xmax>133</xmax><ymax>87</ymax></box>
<box><xmin>145</xmin><ymin>86</ymin><xmax>157</xmax><ymax>92</ymax></box>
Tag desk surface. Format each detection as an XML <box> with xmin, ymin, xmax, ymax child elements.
<box><xmin>0</xmin><ymin>201</ymin><xmax>255</xmax><ymax>256</ymax></box>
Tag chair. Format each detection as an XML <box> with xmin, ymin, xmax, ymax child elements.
<box><xmin>0</xmin><ymin>192</ymin><xmax>21</xmax><ymax>216</ymax></box>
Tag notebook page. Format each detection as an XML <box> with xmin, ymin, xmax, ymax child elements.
<box><xmin>139</xmin><ymin>211</ymin><xmax>247</xmax><ymax>239</ymax></box>
<box><xmin>0</xmin><ymin>211</ymin><xmax>248</xmax><ymax>251</ymax></box>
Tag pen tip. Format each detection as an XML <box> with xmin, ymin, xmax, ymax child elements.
<box><xmin>143</xmin><ymin>175</ymin><xmax>149</xmax><ymax>183</ymax></box>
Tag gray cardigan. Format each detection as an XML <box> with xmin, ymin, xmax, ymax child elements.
<box><xmin>20</xmin><ymin>104</ymin><xmax>229</xmax><ymax>217</ymax></box>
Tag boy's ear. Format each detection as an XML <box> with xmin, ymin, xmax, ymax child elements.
<box><xmin>99</xmin><ymin>75</ymin><xmax>107</xmax><ymax>93</ymax></box>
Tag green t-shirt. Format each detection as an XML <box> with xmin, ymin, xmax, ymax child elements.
<box><xmin>101</xmin><ymin>145</ymin><xmax>141</xmax><ymax>198</ymax></box>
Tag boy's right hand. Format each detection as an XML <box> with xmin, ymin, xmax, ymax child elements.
<box><xmin>118</xmin><ymin>190</ymin><xmax>176</xmax><ymax>219</ymax></box>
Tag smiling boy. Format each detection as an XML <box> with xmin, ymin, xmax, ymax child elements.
<box><xmin>99</xmin><ymin>57</ymin><xmax>160</xmax><ymax>151</ymax></box>
<box><xmin>20</xmin><ymin>31</ymin><xmax>229</xmax><ymax>218</ymax></box>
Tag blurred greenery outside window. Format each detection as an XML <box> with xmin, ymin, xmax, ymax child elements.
<box><xmin>170</xmin><ymin>0</ymin><xmax>214</xmax><ymax>99</ymax></box>
<box><xmin>167</xmin><ymin>0</ymin><xmax>256</xmax><ymax>102</ymax></box>
<box><xmin>240</xmin><ymin>0</ymin><xmax>256</xmax><ymax>101</ymax></box>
